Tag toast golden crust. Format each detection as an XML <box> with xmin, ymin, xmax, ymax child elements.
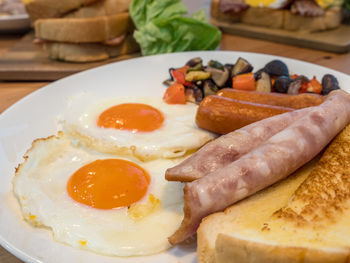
<box><xmin>23</xmin><ymin>0</ymin><xmax>101</xmax><ymax>22</ymax></box>
<box><xmin>274</xmin><ymin>125</ymin><xmax>350</xmax><ymax>227</ymax></box>
<box><xmin>210</xmin><ymin>0</ymin><xmax>342</xmax><ymax>32</ymax></box>
<box><xmin>215</xmin><ymin>233</ymin><xmax>350</xmax><ymax>263</ymax></box>
<box><xmin>44</xmin><ymin>34</ymin><xmax>139</xmax><ymax>62</ymax></box>
<box><xmin>35</xmin><ymin>12</ymin><xmax>132</xmax><ymax>43</ymax></box>
<box><xmin>64</xmin><ymin>0</ymin><xmax>131</xmax><ymax>18</ymax></box>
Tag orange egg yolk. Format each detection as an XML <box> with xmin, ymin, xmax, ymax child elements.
<box><xmin>97</xmin><ymin>103</ymin><xmax>164</xmax><ymax>132</ymax></box>
<box><xmin>67</xmin><ymin>159</ymin><xmax>150</xmax><ymax>209</ymax></box>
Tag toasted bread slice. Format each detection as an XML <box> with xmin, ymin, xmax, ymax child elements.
<box><xmin>23</xmin><ymin>0</ymin><xmax>100</xmax><ymax>22</ymax></box>
<box><xmin>197</xmin><ymin>125</ymin><xmax>350</xmax><ymax>263</ymax></box>
<box><xmin>283</xmin><ymin>7</ymin><xmax>342</xmax><ymax>32</ymax></box>
<box><xmin>35</xmin><ymin>12</ymin><xmax>132</xmax><ymax>43</ymax></box>
<box><xmin>210</xmin><ymin>0</ymin><xmax>242</xmax><ymax>23</ymax></box>
<box><xmin>210</xmin><ymin>0</ymin><xmax>342</xmax><ymax>32</ymax></box>
<box><xmin>44</xmin><ymin>34</ymin><xmax>139</xmax><ymax>62</ymax></box>
<box><xmin>241</xmin><ymin>8</ymin><xmax>285</xmax><ymax>29</ymax></box>
<box><xmin>64</xmin><ymin>0</ymin><xmax>131</xmax><ymax>18</ymax></box>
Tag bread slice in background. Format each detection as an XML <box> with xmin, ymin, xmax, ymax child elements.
<box><xmin>210</xmin><ymin>0</ymin><xmax>342</xmax><ymax>32</ymax></box>
<box><xmin>284</xmin><ymin>7</ymin><xmax>342</xmax><ymax>32</ymax></box>
<box><xmin>23</xmin><ymin>0</ymin><xmax>100</xmax><ymax>22</ymax></box>
<box><xmin>198</xmin><ymin>124</ymin><xmax>350</xmax><ymax>263</ymax></box>
<box><xmin>35</xmin><ymin>12</ymin><xmax>132</xmax><ymax>43</ymax></box>
<box><xmin>44</xmin><ymin>34</ymin><xmax>139</xmax><ymax>62</ymax></box>
<box><xmin>64</xmin><ymin>0</ymin><xmax>131</xmax><ymax>18</ymax></box>
<box><xmin>241</xmin><ymin>8</ymin><xmax>285</xmax><ymax>29</ymax></box>
<box><xmin>210</xmin><ymin>0</ymin><xmax>242</xmax><ymax>23</ymax></box>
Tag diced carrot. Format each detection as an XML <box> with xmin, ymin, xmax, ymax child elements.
<box><xmin>290</xmin><ymin>74</ymin><xmax>299</xmax><ymax>80</ymax></box>
<box><xmin>171</xmin><ymin>69</ymin><xmax>192</xmax><ymax>87</ymax></box>
<box><xmin>271</xmin><ymin>77</ymin><xmax>276</xmax><ymax>87</ymax></box>
<box><xmin>299</xmin><ymin>81</ymin><xmax>309</xmax><ymax>93</ymax></box>
<box><xmin>232</xmin><ymin>73</ymin><xmax>255</xmax><ymax>91</ymax></box>
<box><xmin>163</xmin><ymin>83</ymin><xmax>186</xmax><ymax>104</ymax></box>
<box><xmin>309</xmin><ymin>76</ymin><xmax>322</xmax><ymax>94</ymax></box>
<box><xmin>176</xmin><ymin>65</ymin><xmax>189</xmax><ymax>75</ymax></box>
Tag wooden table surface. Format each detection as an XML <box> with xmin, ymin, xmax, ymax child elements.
<box><xmin>1</xmin><ymin>31</ymin><xmax>350</xmax><ymax>262</ymax></box>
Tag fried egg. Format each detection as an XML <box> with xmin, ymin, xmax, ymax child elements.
<box><xmin>60</xmin><ymin>93</ymin><xmax>216</xmax><ymax>161</ymax></box>
<box><xmin>13</xmin><ymin>132</ymin><xmax>185</xmax><ymax>256</ymax></box>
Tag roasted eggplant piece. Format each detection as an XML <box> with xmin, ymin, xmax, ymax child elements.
<box><xmin>288</xmin><ymin>79</ymin><xmax>302</xmax><ymax>94</ymax></box>
<box><xmin>203</xmin><ymin>79</ymin><xmax>219</xmax><ymax>97</ymax></box>
<box><xmin>264</xmin><ymin>60</ymin><xmax>289</xmax><ymax>77</ymax></box>
<box><xmin>274</xmin><ymin>76</ymin><xmax>294</xmax><ymax>93</ymax></box>
<box><xmin>255</xmin><ymin>72</ymin><xmax>271</xmax><ymax>92</ymax></box>
<box><xmin>185</xmin><ymin>86</ymin><xmax>203</xmax><ymax>104</ymax></box>
<box><xmin>163</xmin><ymin>79</ymin><xmax>175</xmax><ymax>86</ymax></box>
<box><xmin>208</xmin><ymin>60</ymin><xmax>224</xmax><ymax>70</ymax></box>
<box><xmin>186</xmin><ymin>57</ymin><xmax>203</xmax><ymax>68</ymax></box>
<box><xmin>204</xmin><ymin>66</ymin><xmax>229</xmax><ymax>87</ymax></box>
<box><xmin>232</xmin><ymin>57</ymin><xmax>253</xmax><ymax>76</ymax></box>
<box><xmin>254</xmin><ymin>68</ymin><xmax>266</xmax><ymax>80</ymax></box>
<box><xmin>322</xmin><ymin>74</ymin><xmax>340</xmax><ymax>95</ymax></box>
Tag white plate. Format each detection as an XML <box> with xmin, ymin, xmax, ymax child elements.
<box><xmin>0</xmin><ymin>14</ymin><xmax>30</xmax><ymax>32</ymax></box>
<box><xmin>0</xmin><ymin>51</ymin><xmax>349</xmax><ymax>263</ymax></box>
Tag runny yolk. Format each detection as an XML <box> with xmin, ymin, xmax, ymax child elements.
<box><xmin>67</xmin><ymin>159</ymin><xmax>150</xmax><ymax>209</ymax></box>
<box><xmin>96</xmin><ymin>103</ymin><xmax>164</xmax><ymax>132</ymax></box>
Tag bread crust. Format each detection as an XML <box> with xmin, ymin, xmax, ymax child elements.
<box><xmin>35</xmin><ymin>12</ymin><xmax>132</xmax><ymax>43</ymax></box>
<box><xmin>241</xmin><ymin>8</ymin><xmax>285</xmax><ymax>29</ymax></box>
<box><xmin>284</xmin><ymin>8</ymin><xmax>342</xmax><ymax>32</ymax></box>
<box><xmin>210</xmin><ymin>0</ymin><xmax>241</xmax><ymax>23</ymax></box>
<box><xmin>210</xmin><ymin>0</ymin><xmax>342</xmax><ymax>32</ymax></box>
<box><xmin>23</xmin><ymin>0</ymin><xmax>100</xmax><ymax>22</ymax></box>
<box><xmin>44</xmin><ymin>34</ymin><xmax>139</xmax><ymax>62</ymax></box>
<box><xmin>64</xmin><ymin>0</ymin><xmax>131</xmax><ymax>18</ymax></box>
<box><xmin>215</xmin><ymin>233</ymin><xmax>350</xmax><ymax>263</ymax></box>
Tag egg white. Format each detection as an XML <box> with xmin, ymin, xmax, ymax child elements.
<box><xmin>13</xmin><ymin>132</ymin><xmax>185</xmax><ymax>256</ymax></box>
<box><xmin>60</xmin><ymin>93</ymin><xmax>216</xmax><ymax>161</ymax></box>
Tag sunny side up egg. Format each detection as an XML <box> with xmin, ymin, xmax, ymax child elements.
<box><xmin>61</xmin><ymin>93</ymin><xmax>216</xmax><ymax>161</ymax></box>
<box><xmin>13</xmin><ymin>132</ymin><xmax>185</xmax><ymax>256</ymax></box>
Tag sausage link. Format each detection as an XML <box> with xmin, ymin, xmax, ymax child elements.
<box><xmin>217</xmin><ymin>89</ymin><xmax>324</xmax><ymax>109</ymax></box>
<box><xmin>195</xmin><ymin>95</ymin><xmax>293</xmax><ymax>134</ymax></box>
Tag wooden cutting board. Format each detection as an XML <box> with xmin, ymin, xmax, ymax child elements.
<box><xmin>0</xmin><ymin>32</ymin><xmax>140</xmax><ymax>81</ymax></box>
<box><xmin>211</xmin><ymin>17</ymin><xmax>350</xmax><ymax>54</ymax></box>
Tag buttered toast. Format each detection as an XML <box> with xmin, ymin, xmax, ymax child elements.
<box><xmin>197</xmin><ymin>125</ymin><xmax>350</xmax><ymax>263</ymax></box>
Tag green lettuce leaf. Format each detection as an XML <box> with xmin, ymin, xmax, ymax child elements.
<box><xmin>130</xmin><ymin>0</ymin><xmax>222</xmax><ymax>55</ymax></box>
<box><xmin>130</xmin><ymin>0</ymin><xmax>188</xmax><ymax>29</ymax></box>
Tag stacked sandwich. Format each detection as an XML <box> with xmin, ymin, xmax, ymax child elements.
<box><xmin>23</xmin><ymin>0</ymin><xmax>140</xmax><ymax>62</ymax></box>
<box><xmin>211</xmin><ymin>0</ymin><xmax>343</xmax><ymax>32</ymax></box>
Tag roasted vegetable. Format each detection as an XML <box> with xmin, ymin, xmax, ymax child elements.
<box><xmin>185</xmin><ymin>71</ymin><xmax>211</xmax><ymax>82</ymax></box>
<box><xmin>162</xmin><ymin>56</ymin><xmax>341</xmax><ymax>104</ymax></box>
<box><xmin>204</xmin><ymin>66</ymin><xmax>229</xmax><ymax>87</ymax></box>
<box><xmin>185</xmin><ymin>86</ymin><xmax>203</xmax><ymax>104</ymax></box>
<box><xmin>208</xmin><ymin>60</ymin><xmax>224</xmax><ymax>70</ymax></box>
<box><xmin>322</xmin><ymin>74</ymin><xmax>340</xmax><ymax>95</ymax></box>
<box><xmin>203</xmin><ymin>79</ymin><xmax>219</xmax><ymax>97</ymax></box>
<box><xmin>186</xmin><ymin>57</ymin><xmax>203</xmax><ymax>72</ymax></box>
<box><xmin>232</xmin><ymin>57</ymin><xmax>253</xmax><ymax>76</ymax></box>
<box><xmin>232</xmin><ymin>73</ymin><xmax>255</xmax><ymax>91</ymax></box>
<box><xmin>255</xmin><ymin>72</ymin><xmax>271</xmax><ymax>93</ymax></box>
<box><xmin>274</xmin><ymin>76</ymin><xmax>294</xmax><ymax>93</ymax></box>
<box><xmin>288</xmin><ymin>79</ymin><xmax>302</xmax><ymax>95</ymax></box>
<box><xmin>163</xmin><ymin>83</ymin><xmax>186</xmax><ymax>104</ymax></box>
<box><xmin>264</xmin><ymin>60</ymin><xmax>289</xmax><ymax>77</ymax></box>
